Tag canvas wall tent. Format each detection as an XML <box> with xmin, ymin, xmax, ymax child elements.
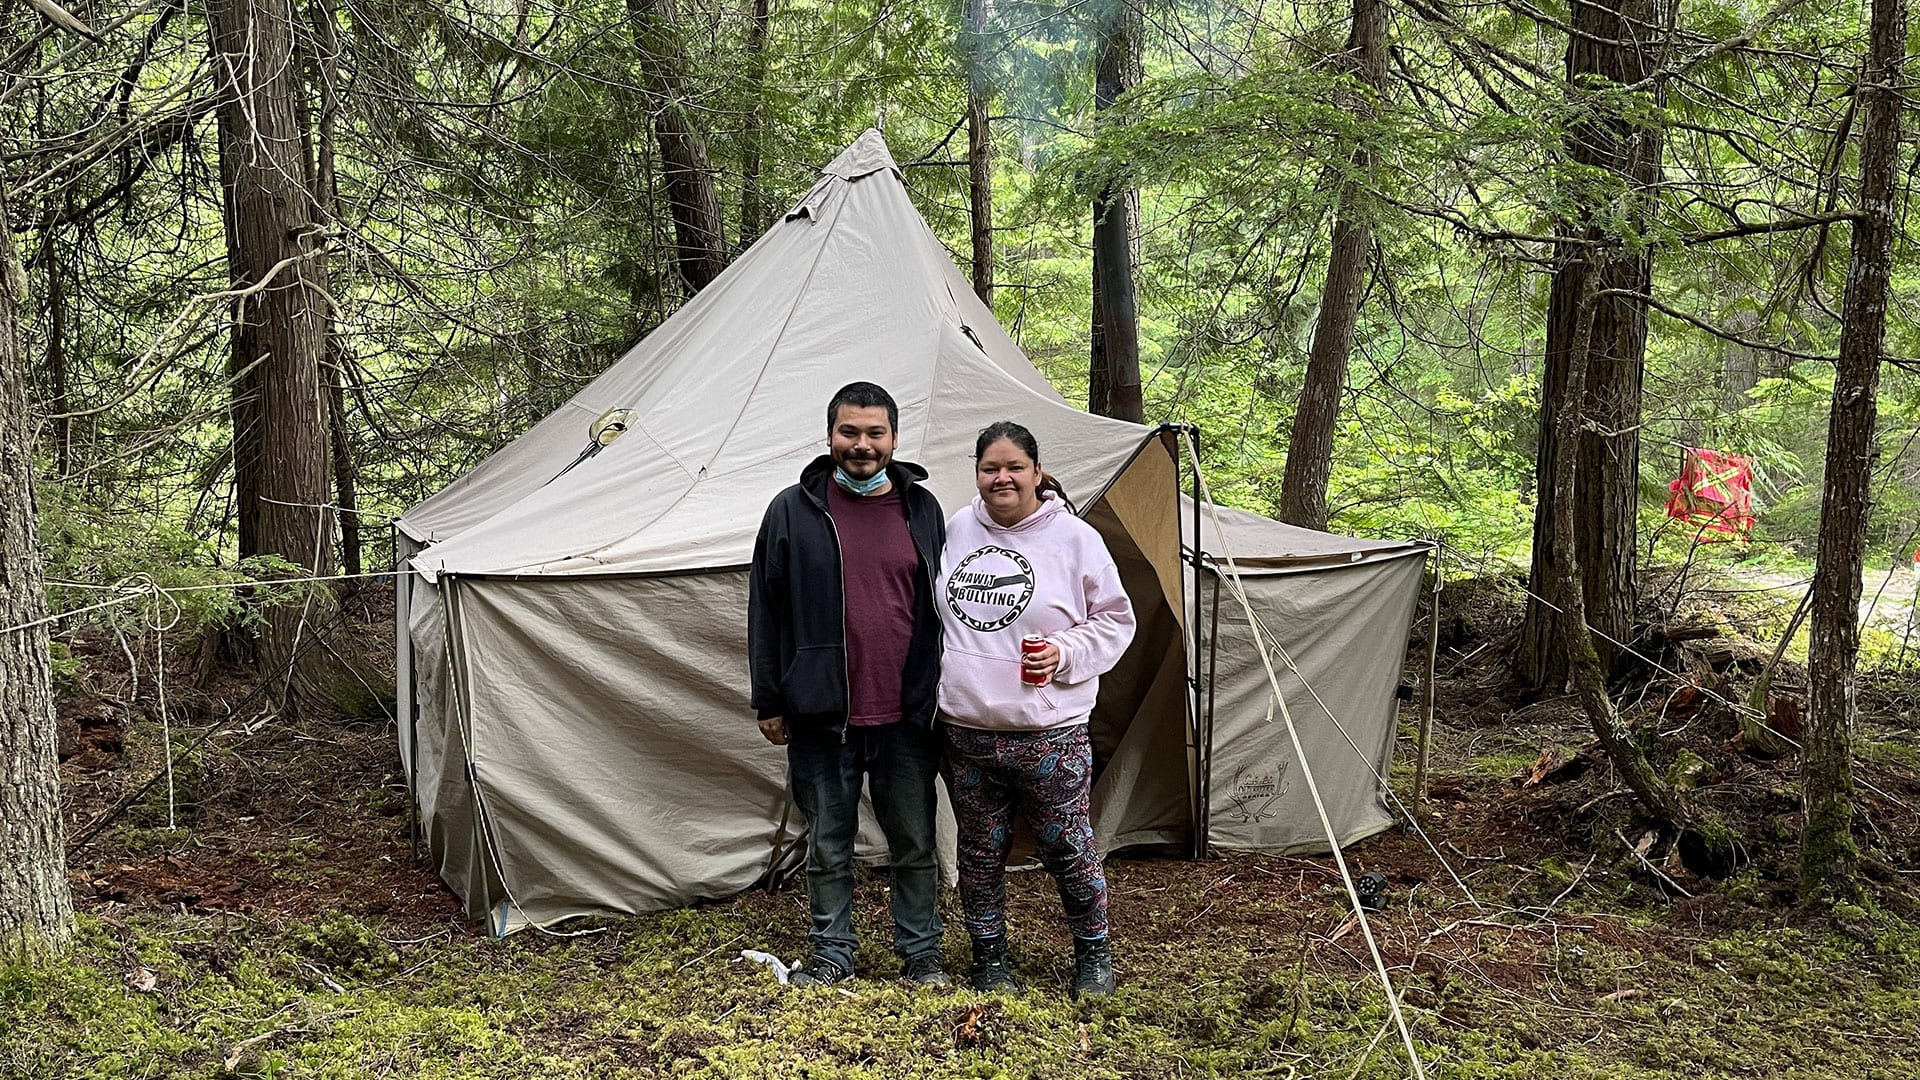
<box><xmin>394</xmin><ymin>130</ymin><xmax>1429</xmax><ymax>935</ymax></box>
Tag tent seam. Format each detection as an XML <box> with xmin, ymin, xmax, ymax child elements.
<box><xmin>699</xmin><ymin>181</ymin><xmax>855</xmax><ymax>476</ymax></box>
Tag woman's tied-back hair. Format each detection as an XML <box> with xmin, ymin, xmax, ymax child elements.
<box><xmin>975</xmin><ymin>420</ymin><xmax>1074</xmax><ymax>511</ymax></box>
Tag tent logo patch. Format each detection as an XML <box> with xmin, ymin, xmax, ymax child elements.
<box><xmin>946</xmin><ymin>546</ymin><xmax>1035</xmax><ymax>632</ymax></box>
<box><xmin>1226</xmin><ymin>762</ymin><xmax>1290</xmax><ymax>823</ymax></box>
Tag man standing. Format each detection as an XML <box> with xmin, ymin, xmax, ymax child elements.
<box><xmin>748</xmin><ymin>382</ymin><xmax>949</xmax><ymax>987</ymax></box>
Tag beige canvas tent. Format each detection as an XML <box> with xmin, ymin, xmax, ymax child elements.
<box><xmin>395</xmin><ymin>131</ymin><xmax>1427</xmax><ymax>934</ymax></box>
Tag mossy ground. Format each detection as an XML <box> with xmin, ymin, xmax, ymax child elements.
<box><xmin>8</xmin><ymin>857</ymin><xmax>1919</xmax><ymax>1078</ymax></box>
<box><xmin>13</xmin><ymin>585</ymin><xmax>1920</xmax><ymax>1077</ymax></box>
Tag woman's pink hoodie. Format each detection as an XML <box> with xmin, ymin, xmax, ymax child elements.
<box><xmin>936</xmin><ymin>493</ymin><xmax>1136</xmax><ymax>730</ymax></box>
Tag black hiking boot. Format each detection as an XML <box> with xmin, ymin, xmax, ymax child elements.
<box><xmin>902</xmin><ymin>951</ymin><xmax>952</xmax><ymax>987</ymax></box>
<box><xmin>787</xmin><ymin>955</ymin><xmax>852</xmax><ymax>988</ymax></box>
<box><xmin>1070</xmin><ymin>936</ymin><xmax>1114</xmax><ymax>999</ymax></box>
<box><xmin>968</xmin><ymin>935</ymin><xmax>1012</xmax><ymax>992</ymax></box>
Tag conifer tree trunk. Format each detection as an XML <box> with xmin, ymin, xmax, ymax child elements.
<box><xmin>210</xmin><ymin>0</ymin><xmax>343</xmax><ymax>705</ymax></box>
<box><xmin>739</xmin><ymin>0</ymin><xmax>771</xmax><ymax>247</ymax></box>
<box><xmin>0</xmin><ymin>173</ymin><xmax>74</xmax><ymax>956</ymax></box>
<box><xmin>1802</xmin><ymin>0</ymin><xmax>1904</xmax><ymax>901</ymax></box>
<box><xmin>42</xmin><ymin>229</ymin><xmax>70</xmax><ymax>476</ymax></box>
<box><xmin>627</xmin><ymin>0</ymin><xmax>727</xmax><ymax>293</ymax></box>
<box><xmin>1550</xmin><ymin>260</ymin><xmax>1692</xmax><ymax>835</ymax></box>
<box><xmin>964</xmin><ymin>0</ymin><xmax>993</xmax><ymax>305</ymax></box>
<box><xmin>305</xmin><ymin>0</ymin><xmax>359</xmax><ymax>580</ymax></box>
<box><xmin>219</xmin><ymin>126</ymin><xmax>263</xmax><ymax>561</ymax></box>
<box><xmin>1089</xmin><ymin>0</ymin><xmax>1142</xmax><ymax>423</ymax></box>
<box><xmin>1279</xmin><ymin>0</ymin><xmax>1386</xmax><ymax>531</ymax></box>
<box><xmin>1517</xmin><ymin>0</ymin><xmax>1664</xmax><ymax>689</ymax></box>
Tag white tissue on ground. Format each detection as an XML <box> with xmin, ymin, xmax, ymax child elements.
<box><xmin>739</xmin><ymin>949</ymin><xmax>794</xmax><ymax>985</ymax></box>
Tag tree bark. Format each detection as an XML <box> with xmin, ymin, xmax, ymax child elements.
<box><xmin>41</xmin><ymin>224</ymin><xmax>70</xmax><ymax>476</ymax></box>
<box><xmin>1550</xmin><ymin>259</ymin><xmax>1693</xmax><ymax>835</ymax></box>
<box><xmin>216</xmin><ymin>116</ymin><xmax>262</xmax><ymax>561</ymax></box>
<box><xmin>1719</xmin><ymin>311</ymin><xmax>1761</xmax><ymax>411</ymax></box>
<box><xmin>327</xmin><ymin>372</ymin><xmax>359</xmax><ymax>579</ymax></box>
<box><xmin>1089</xmin><ymin>0</ymin><xmax>1142</xmax><ymax>423</ymax></box>
<box><xmin>1516</xmin><ymin>0</ymin><xmax>1664</xmax><ymax>690</ymax></box>
<box><xmin>210</xmin><ymin>0</ymin><xmax>341</xmax><ymax>706</ymax></box>
<box><xmin>304</xmin><ymin>0</ymin><xmax>359</xmax><ymax>581</ymax></box>
<box><xmin>1279</xmin><ymin>0</ymin><xmax>1387</xmax><ymax>531</ymax></box>
<box><xmin>627</xmin><ymin>0</ymin><xmax>727</xmax><ymax>293</ymax></box>
<box><xmin>739</xmin><ymin>0</ymin><xmax>771</xmax><ymax>247</ymax></box>
<box><xmin>1801</xmin><ymin>0</ymin><xmax>1903</xmax><ymax>902</ymax></box>
<box><xmin>0</xmin><ymin>172</ymin><xmax>74</xmax><ymax>956</ymax></box>
<box><xmin>964</xmin><ymin>0</ymin><xmax>993</xmax><ymax>305</ymax></box>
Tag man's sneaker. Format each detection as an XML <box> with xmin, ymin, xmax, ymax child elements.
<box><xmin>787</xmin><ymin>955</ymin><xmax>852</xmax><ymax>988</ymax></box>
<box><xmin>902</xmin><ymin>951</ymin><xmax>952</xmax><ymax>987</ymax></box>
<box><xmin>969</xmin><ymin>935</ymin><xmax>1012</xmax><ymax>992</ymax></box>
<box><xmin>1070</xmin><ymin>936</ymin><xmax>1114</xmax><ymax>999</ymax></box>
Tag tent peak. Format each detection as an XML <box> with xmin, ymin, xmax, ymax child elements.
<box><xmin>821</xmin><ymin>129</ymin><xmax>899</xmax><ymax>182</ymax></box>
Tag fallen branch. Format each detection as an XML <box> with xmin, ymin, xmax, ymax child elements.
<box><xmin>1615</xmin><ymin>829</ymin><xmax>1695</xmax><ymax>898</ymax></box>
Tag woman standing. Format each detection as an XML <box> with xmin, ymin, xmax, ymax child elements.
<box><xmin>937</xmin><ymin>421</ymin><xmax>1136</xmax><ymax>997</ymax></box>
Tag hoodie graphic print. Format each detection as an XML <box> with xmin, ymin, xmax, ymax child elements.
<box><xmin>936</xmin><ymin>494</ymin><xmax>1136</xmax><ymax>730</ymax></box>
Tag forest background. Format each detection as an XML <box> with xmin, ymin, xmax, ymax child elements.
<box><xmin>2</xmin><ymin>1</ymin><xmax>1919</xmax><ymax>1074</ymax></box>
<box><xmin>4</xmin><ymin>0</ymin><xmax>1916</xmax><ymax>618</ymax></box>
<box><xmin>0</xmin><ymin>0</ymin><xmax>1916</xmax><ymax>942</ymax></box>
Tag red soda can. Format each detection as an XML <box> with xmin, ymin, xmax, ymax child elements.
<box><xmin>1021</xmin><ymin>634</ymin><xmax>1049</xmax><ymax>686</ymax></box>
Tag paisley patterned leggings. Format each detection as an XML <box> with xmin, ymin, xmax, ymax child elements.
<box><xmin>941</xmin><ymin>722</ymin><xmax>1109</xmax><ymax>941</ymax></box>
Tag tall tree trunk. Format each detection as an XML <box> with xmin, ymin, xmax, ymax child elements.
<box><xmin>327</xmin><ymin>376</ymin><xmax>359</xmax><ymax>578</ymax></box>
<box><xmin>627</xmin><ymin>0</ymin><xmax>727</xmax><ymax>293</ymax></box>
<box><xmin>0</xmin><ymin>173</ymin><xmax>74</xmax><ymax>956</ymax></box>
<box><xmin>1720</xmin><ymin>310</ymin><xmax>1761</xmax><ymax>411</ymax></box>
<box><xmin>218</xmin><ymin>103</ymin><xmax>262</xmax><ymax>562</ymax></box>
<box><xmin>1801</xmin><ymin>0</ymin><xmax>1903</xmax><ymax>902</ymax></box>
<box><xmin>210</xmin><ymin>0</ymin><xmax>341</xmax><ymax>706</ymax></box>
<box><xmin>1089</xmin><ymin>259</ymin><xmax>1109</xmax><ymax>414</ymax></box>
<box><xmin>739</xmin><ymin>0</ymin><xmax>771</xmax><ymax>247</ymax></box>
<box><xmin>1550</xmin><ymin>260</ymin><xmax>1692</xmax><ymax>835</ymax></box>
<box><xmin>964</xmin><ymin>0</ymin><xmax>993</xmax><ymax>305</ymax></box>
<box><xmin>1279</xmin><ymin>0</ymin><xmax>1387</xmax><ymax>531</ymax></box>
<box><xmin>304</xmin><ymin>0</ymin><xmax>359</xmax><ymax>581</ymax></box>
<box><xmin>1089</xmin><ymin>0</ymin><xmax>1142</xmax><ymax>423</ymax></box>
<box><xmin>1516</xmin><ymin>0</ymin><xmax>1664</xmax><ymax>690</ymax></box>
<box><xmin>41</xmin><ymin>224</ymin><xmax>69</xmax><ymax>477</ymax></box>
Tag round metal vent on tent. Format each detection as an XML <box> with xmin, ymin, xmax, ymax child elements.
<box><xmin>592</xmin><ymin>408</ymin><xmax>637</xmax><ymax>447</ymax></box>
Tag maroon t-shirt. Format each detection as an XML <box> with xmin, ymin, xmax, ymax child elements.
<box><xmin>826</xmin><ymin>481</ymin><xmax>921</xmax><ymax>726</ymax></box>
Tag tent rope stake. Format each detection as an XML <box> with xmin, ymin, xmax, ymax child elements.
<box><xmin>1180</xmin><ymin>432</ymin><xmax>1429</xmax><ymax>1080</ymax></box>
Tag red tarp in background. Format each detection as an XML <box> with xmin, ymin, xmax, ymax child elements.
<box><xmin>1665</xmin><ymin>447</ymin><xmax>1755</xmax><ymax>539</ymax></box>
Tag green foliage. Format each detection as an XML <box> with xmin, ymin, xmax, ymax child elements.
<box><xmin>37</xmin><ymin>481</ymin><xmax>321</xmax><ymax>641</ymax></box>
<box><xmin>46</xmin><ymin>641</ymin><xmax>79</xmax><ymax>684</ymax></box>
<box><xmin>8</xmin><ymin>0</ymin><xmax>1917</xmax><ymax>674</ymax></box>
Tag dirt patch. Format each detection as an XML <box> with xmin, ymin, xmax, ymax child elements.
<box><xmin>58</xmin><ymin>587</ymin><xmax>460</xmax><ymax>930</ymax></box>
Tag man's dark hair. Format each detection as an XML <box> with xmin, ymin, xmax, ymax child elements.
<box><xmin>826</xmin><ymin>381</ymin><xmax>899</xmax><ymax>433</ymax></box>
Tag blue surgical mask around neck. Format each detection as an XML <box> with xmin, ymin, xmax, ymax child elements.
<box><xmin>834</xmin><ymin>465</ymin><xmax>891</xmax><ymax>496</ymax></box>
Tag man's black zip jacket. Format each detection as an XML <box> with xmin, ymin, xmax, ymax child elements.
<box><xmin>748</xmin><ymin>455</ymin><xmax>945</xmax><ymax>735</ymax></box>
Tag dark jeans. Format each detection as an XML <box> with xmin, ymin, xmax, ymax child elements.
<box><xmin>786</xmin><ymin>721</ymin><xmax>944</xmax><ymax>972</ymax></box>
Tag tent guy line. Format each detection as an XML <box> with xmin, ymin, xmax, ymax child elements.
<box><xmin>3</xmin><ymin>568</ymin><xmax>413</xmax><ymax>637</ymax></box>
<box><xmin>1230</xmin><ymin>584</ymin><xmax>1487</xmax><ymax>912</ymax></box>
<box><xmin>1184</xmin><ymin>432</ymin><xmax>1429</xmax><ymax>1080</ymax></box>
